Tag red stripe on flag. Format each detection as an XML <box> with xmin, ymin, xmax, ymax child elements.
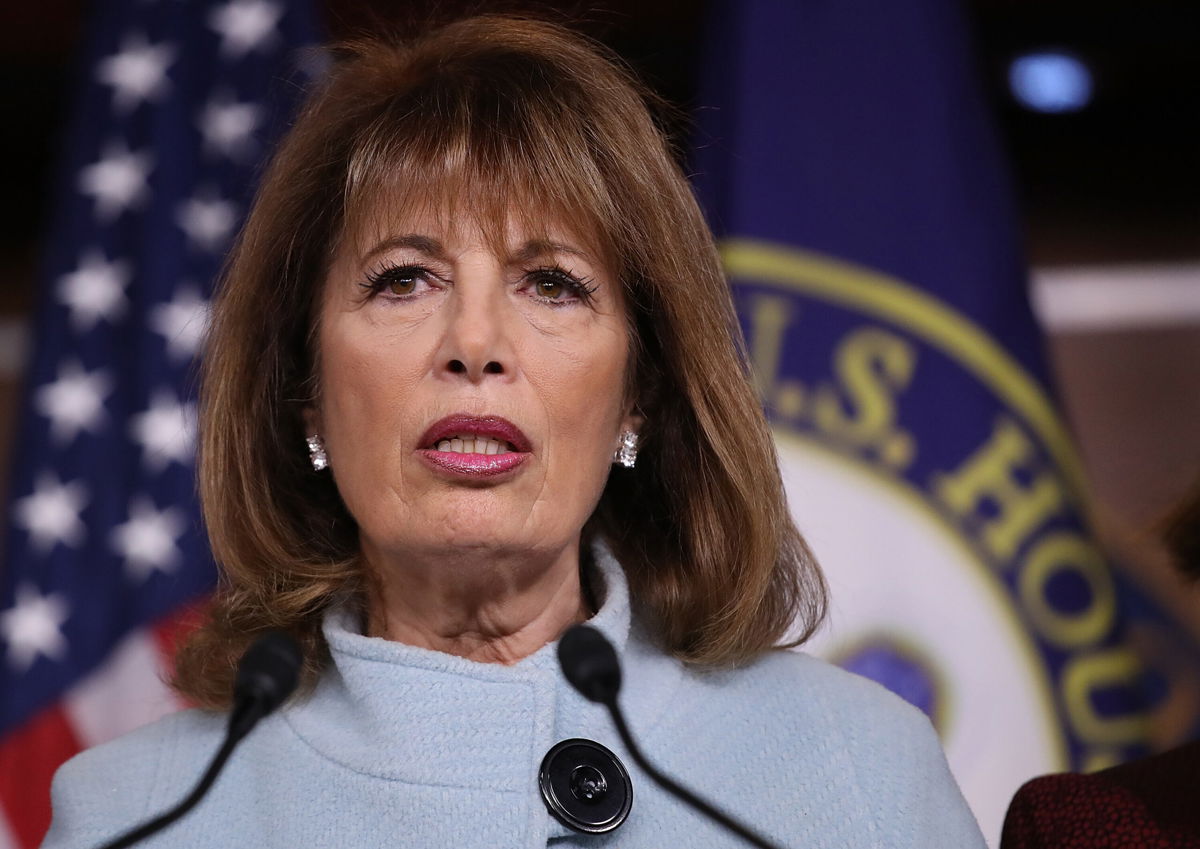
<box><xmin>150</xmin><ymin>597</ymin><xmax>209</xmax><ymax>693</ymax></box>
<box><xmin>0</xmin><ymin>704</ymin><xmax>82</xmax><ymax>849</ymax></box>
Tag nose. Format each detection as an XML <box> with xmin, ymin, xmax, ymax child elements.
<box><xmin>436</xmin><ymin>267</ymin><xmax>512</xmax><ymax>382</ymax></box>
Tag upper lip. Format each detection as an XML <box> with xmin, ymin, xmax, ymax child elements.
<box><xmin>418</xmin><ymin>414</ymin><xmax>532</xmax><ymax>453</ymax></box>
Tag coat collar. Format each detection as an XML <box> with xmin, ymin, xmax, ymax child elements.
<box><xmin>282</xmin><ymin>542</ymin><xmax>682</xmax><ymax>838</ymax></box>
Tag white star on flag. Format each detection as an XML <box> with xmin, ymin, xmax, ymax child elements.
<box><xmin>111</xmin><ymin>498</ymin><xmax>186</xmax><ymax>581</ymax></box>
<box><xmin>150</xmin><ymin>288</ymin><xmax>211</xmax><ymax>361</ymax></box>
<box><xmin>0</xmin><ymin>584</ymin><xmax>70</xmax><ymax>672</ymax></box>
<box><xmin>58</xmin><ymin>250</ymin><xmax>130</xmax><ymax>330</ymax></box>
<box><xmin>95</xmin><ymin>34</ymin><xmax>176</xmax><ymax>112</ymax></box>
<box><xmin>78</xmin><ymin>143</ymin><xmax>153</xmax><ymax>221</ymax></box>
<box><xmin>177</xmin><ymin>195</ymin><xmax>238</xmax><ymax>252</ymax></box>
<box><xmin>208</xmin><ymin>0</ymin><xmax>282</xmax><ymax>57</ymax></box>
<box><xmin>129</xmin><ymin>390</ymin><xmax>198</xmax><ymax>471</ymax></box>
<box><xmin>12</xmin><ymin>474</ymin><xmax>89</xmax><ymax>554</ymax></box>
<box><xmin>199</xmin><ymin>96</ymin><xmax>261</xmax><ymax>158</ymax></box>
<box><xmin>35</xmin><ymin>360</ymin><xmax>113</xmax><ymax>444</ymax></box>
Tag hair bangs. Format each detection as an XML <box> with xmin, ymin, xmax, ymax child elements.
<box><xmin>339</xmin><ymin>59</ymin><xmax>621</xmax><ymax>273</ymax></box>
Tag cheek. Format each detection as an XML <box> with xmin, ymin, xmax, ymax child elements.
<box><xmin>317</xmin><ymin>317</ymin><xmax>430</xmax><ymax>495</ymax></box>
<box><xmin>523</xmin><ymin>322</ymin><xmax>628</xmax><ymax>486</ymax></box>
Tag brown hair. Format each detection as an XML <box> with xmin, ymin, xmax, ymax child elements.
<box><xmin>1164</xmin><ymin>473</ymin><xmax>1200</xmax><ymax>580</ymax></box>
<box><xmin>176</xmin><ymin>15</ymin><xmax>826</xmax><ymax>707</ymax></box>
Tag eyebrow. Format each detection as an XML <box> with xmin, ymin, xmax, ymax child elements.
<box><xmin>360</xmin><ymin>234</ymin><xmax>447</xmax><ymax>264</ymax></box>
<box><xmin>359</xmin><ymin>234</ymin><xmax>594</xmax><ymax>266</ymax></box>
<box><xmin>512</xmin><ymin>239</ymin><xmax>592</xmax><ymax>264</ymax></box>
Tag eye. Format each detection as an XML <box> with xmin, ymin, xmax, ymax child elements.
<box><xmin>535</xmin><ymin>275</ymin><xmax>566</xmax><ymax>299</ymax></box>
<box><xmin>523</xmin><ymin>266</ymin><xmax>598</xmax><ymax>305</ymax></box>
<box><xmin>361</xmin><ymin>264</ymin><xmax>439</xmax><ymax>299</ymax></box>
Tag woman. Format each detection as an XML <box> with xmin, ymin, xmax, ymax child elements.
<box><xmin>1000</xmin><ymin>474</ymin><xmax>1200</xmax><ymax>848</ymax></box>
<box><xmin>43</xmin><ymin>16</ymin><xmax>983</xmax><ymax>848</ymax></box>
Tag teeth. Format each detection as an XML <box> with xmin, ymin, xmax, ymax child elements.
<box><xmin>433</xmin><ymin>434</ymin><xmax>513</xmax><ymax>455</ymax></box>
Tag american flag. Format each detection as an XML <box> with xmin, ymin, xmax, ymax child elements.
<box><xmin>0</xmin><ymin>0</ymin><xmax>317</xmax><ymax>845</ymax></box>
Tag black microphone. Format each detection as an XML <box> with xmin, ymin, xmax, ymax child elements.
<box><xmin>96</xmin><ymin>631</ymin><xmax>302</xmax><ymax>849</ymax></box>
<box><xmin>558</xmin><ymin>625</ymin><xmax>788</xmax><ymax>849</ymax></box>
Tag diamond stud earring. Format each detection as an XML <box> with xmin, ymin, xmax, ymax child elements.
<box><xmin>613</xmin><ymin>430</ymin><xmax>638</xmax><ymax>468</ymax></box>
<box><xmin>306</xmin><ymin>434</ymin><xmax>328</xmax><ymax>471</ymax></box>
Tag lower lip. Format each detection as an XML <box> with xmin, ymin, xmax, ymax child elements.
<box><xmin>417</xmin><ymin>450</ymin><xmax>529</xmax><ymax>477</ymax></box>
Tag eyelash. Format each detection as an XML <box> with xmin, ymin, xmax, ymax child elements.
<box><xmin>525</xmin><ymin>266</ymin><xmax>599</xmax><ymax>306</ymax></box>
<box><xmin>360</xmin><ymin>264</ymin><xmax>440</xmax><ymax>298</ymax></box>
<box><xmin>359</xmin><ymin>263</ymin><xmax>598</xmax><ymax>306</ymax></box>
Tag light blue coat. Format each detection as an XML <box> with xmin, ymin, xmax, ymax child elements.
<box><xmin>43</xmin><ymin>547</ymin><xmax>986</xmax><ymax>848</ymax></box>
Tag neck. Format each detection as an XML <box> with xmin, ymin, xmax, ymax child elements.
<box><xmin>362</xmin><ymin>539</ymin><xmax>590</xmax><ymax>664</ymax></box>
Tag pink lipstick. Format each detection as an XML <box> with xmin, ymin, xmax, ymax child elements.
<box><xmin>416</xmin><ymin>414</ymin><xmax>531</xmax><ymax>478</ymax></box>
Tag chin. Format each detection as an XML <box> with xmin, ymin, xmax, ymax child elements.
<box><xmin>404</xmin><ymin>515</ymin><xmax>536</xmax><ymax>553</ymax></box>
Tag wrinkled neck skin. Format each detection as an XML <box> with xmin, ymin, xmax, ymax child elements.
<box><xmin>362</xmin><ymin>538</ymin><xmax>591</xmax><ymax>665</ymax></box>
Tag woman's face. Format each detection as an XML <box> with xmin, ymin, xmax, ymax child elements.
<box><xmin>311</xmin><ymin>204</ymin><xmax>635</xmax><ymax>566</ymax></box>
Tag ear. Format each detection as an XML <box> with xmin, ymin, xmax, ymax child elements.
<box><xmin>619</xmin><ymin>408</ymin><xmax>644</xmax><ymax>437</ymax></box>
<box><xmin>302</xmin><ymin>406</ymin><xmax>323</xmax><ymax>437</ymax></box>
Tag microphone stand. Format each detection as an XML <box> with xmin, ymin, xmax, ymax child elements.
<box><xmin>93</xmin><ymin>632</ymin><xmax>301</xmax><ymax>849</ymax></box>
<box><xmin>599</xmin><ymin>695</ymin><xmax>787</xmax><ymax>849</ymax></box>
<box><xmin>559</xmin><ymin>625</ymin><xmax>788</xmax><ymax>849</ymax></box>
<box><xmin>96</xmin><ymin>732</ymin><xmax>242</xmax><ymax>849</ymax></box>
